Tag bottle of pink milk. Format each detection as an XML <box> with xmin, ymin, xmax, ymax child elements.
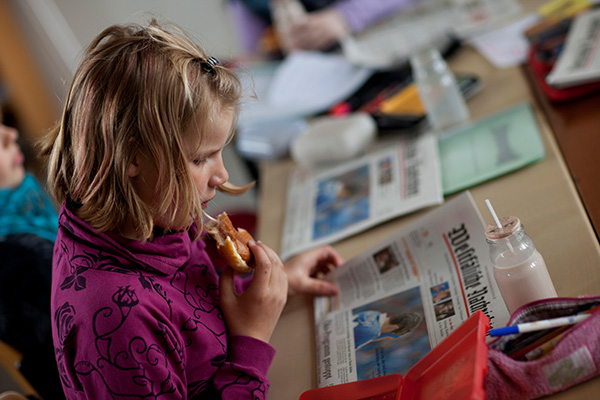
<box><xmin>485</xmin><ymin>216</ymin><xmax>557</xmax><ymax>315</ymax></box>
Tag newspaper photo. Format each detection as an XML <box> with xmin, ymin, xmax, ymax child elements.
<box><xmin>280</xmin><ymin>132</ymin><xmax>443</xmax><ymax>260</ymax></box>
<box><xmin>313</xmin><ymin>191</ymin><xmax>510</xmax><ymax>387</ymax></box>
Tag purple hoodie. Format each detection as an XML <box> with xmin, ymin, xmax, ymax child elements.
<box><xmin>51</xmin><ymin>203</ymin><xmax>274</xmax><ymax>399</ymax></box>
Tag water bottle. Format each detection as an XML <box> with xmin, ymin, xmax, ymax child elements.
<box><xmin>410</xmin><ymin>47</ymin><xmax>469</xmax><ymax>132</ymax></box>
<box><xmin>485</xmin><ymin>215</ymin><xmax>557</xmax><ymax>315</ymax></box>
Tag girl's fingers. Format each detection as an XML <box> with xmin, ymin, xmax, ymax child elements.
<box><xmin>219</xmin><ymin>265</ymin><xmax>236</xmax><ymax>304</ymax></box>
<box><xmin>251</xmin><ymin>241</ymin><xmax>287</xmax><ymax>291</ymax></box>
<box><xmin>248</xmin><ymin>241</ymin><xmax>272</xmax><ymax>286</ymax></box>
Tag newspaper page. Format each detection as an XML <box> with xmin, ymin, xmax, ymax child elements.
<box><xmin>280</xmin><ymin>132</ymin><xmax>443</xmax><ymax>260</ymax></box>
<box><xmin>546</xmin><ymin>7</ymin><xmax>600</xmax><ymax>88</ymax></box>
<box><xmin>313</xmin><ymin>191</ymin><xmax>510</xmax><ymax>387</ymax></box>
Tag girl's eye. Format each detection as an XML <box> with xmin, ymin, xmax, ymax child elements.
<box><xmin>192</xmin><ymin>158</ymin><xmax>206</xmax><ymax>166</ymax></box>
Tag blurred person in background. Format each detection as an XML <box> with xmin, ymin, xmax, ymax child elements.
<box><xmin>228</xmin><ymin>0</ymin><xmax>418</xmax><ymax>57</ymax></box>
<box><xmin>0</xmin><ymin>108</ymin><xmax>63</xmax><ymax>399</ymax></box>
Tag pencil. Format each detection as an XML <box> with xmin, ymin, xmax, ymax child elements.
<box><xmin>489</xmin><ymin>314</ymin><xmax>591</xmax><ymax>337</ymax></box>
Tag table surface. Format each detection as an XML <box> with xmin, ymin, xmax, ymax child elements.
<box><xmin>524</xmin><ymin>65</ymin><xmax>600</xmax><ymax>243</ymax></box>
<box><xmin>257</xmin><ymin>43</ymin><xmax>600</xmax><ymax>399</ymax></box>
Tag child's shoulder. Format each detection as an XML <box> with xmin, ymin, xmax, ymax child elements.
<box><xmin>53</xmin><ymin>265</ymin><xmax>174</xmax><ymax>323</ymax></box>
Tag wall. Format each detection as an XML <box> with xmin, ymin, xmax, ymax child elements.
<box><xmin>7</xmin><ymin>0</ymin><xmax>257</xmax><ymax>215</ymax></box>
<box><xmin>12</xmin><ymin>0</ymin><xmax>243</xmax><ymax>101</ymax></box>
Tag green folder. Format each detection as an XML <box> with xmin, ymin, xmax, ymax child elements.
<box><xmin>439</xmin><ymin>102</ymin><xmax>545</xmax><ymax>195</ymax></box>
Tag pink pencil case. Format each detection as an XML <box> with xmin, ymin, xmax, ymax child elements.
<box><xmin>485</xmin><ymin>295</ymin><xmax>600</xmax><ymax>399</ymax></box>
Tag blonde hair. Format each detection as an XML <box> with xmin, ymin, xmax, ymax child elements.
<box><xmin>41</xmin><ymin>20</ymin><xmax>250</xmax><ymax>240</ymax></box>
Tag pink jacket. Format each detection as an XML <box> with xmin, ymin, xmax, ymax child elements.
<box><xmin>51</xmin><ymin>203</ymin><xmax>274</xmax><ymax>399</ymax></box>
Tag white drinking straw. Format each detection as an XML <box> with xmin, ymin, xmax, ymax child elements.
<box><xmin>485</xmin><ymin>199</ymin><xmax>514</xmax><ymax>252</ymax></box>
<box><xmin>485</xmin><ymin>199</ymin><xmax>503</xmax><ymax>229</ymax></box>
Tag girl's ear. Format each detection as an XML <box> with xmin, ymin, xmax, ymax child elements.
<box><xmin>128</xmin><ymin>155</ymin><xmax>141</xmax><ymax>178</ymax></box>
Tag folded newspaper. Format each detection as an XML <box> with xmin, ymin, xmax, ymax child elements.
<box><xmin>314</xmin><ymin>191</ymin><xmax>510</xmax><ymax>387</ymax></box>
<box><xmin>280</xmin><ymin>103</ymin><xmax>542</xmax><ymax>261</ymax></box>
<box><xmin>280</xmin><ymin>132</ymin><xmax>443</xmax><ymax>260</ymax></box>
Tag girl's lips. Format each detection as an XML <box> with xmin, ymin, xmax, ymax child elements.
<box><xmin>201</xmin><ymin>195</ymin><xmax>214</xmax><ymax>209</ymax></box>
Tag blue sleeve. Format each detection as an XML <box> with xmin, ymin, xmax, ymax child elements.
<box><xmin>354</xmin><ymin>310</ymin><xmax>380</xmax><ymax>325</ymax></box>
<box><xmin>353</xmin><ymin>311</ymin><xmax>382</xmax><ymax>348</ymax></box>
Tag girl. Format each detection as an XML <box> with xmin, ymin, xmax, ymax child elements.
<box><xmin>42</xmin><ymin>20</ymin><xmax>342</xmax><ymax>399</ymax></box>
<box><xmin>0</xmin><ymin>121</ymin><xmax>57</xmax><ymax>241</ymax></box>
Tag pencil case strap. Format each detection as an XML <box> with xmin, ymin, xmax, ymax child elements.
<box><xmin>484</xmin><ymin>296</ymin><xmax>600</xmax><ymax>400</ymax></box>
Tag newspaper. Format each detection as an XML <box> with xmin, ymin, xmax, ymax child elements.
<box><xmin>313</xmin><ymin>191</ymin><xmax>510</xmax><ymax>387</ymax></box>
<box><xmin>280</xmin><ymin>132</ymin><xmax>443</xmax><ymax>260</ymax></box>
<box><xmin>546</xmin><ymin>7</ymin><xmax>600</xmax><ymax>88</ymax></box>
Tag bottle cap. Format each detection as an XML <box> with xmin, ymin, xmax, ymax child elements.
<box><xmin>485</xmin><ymin>216</ymin><xmax>520</xmax><ymax>240</ymax></box>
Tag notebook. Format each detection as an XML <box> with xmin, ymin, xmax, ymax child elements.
<box><xmin>438</xmin><ymin>101</ymin><xmax>545</xmax><ymax>195</ymax></box>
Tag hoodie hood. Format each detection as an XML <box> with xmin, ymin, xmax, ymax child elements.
<box><xmin>58</xmin><ymin>202</ymin><xmax>206</xmax><ymax>276</ymax></box>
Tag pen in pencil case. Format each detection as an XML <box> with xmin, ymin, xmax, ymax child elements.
<box><xmin>489</xmin><ymin>314</ymin><xmax>591</xmax><ymax>337</ymax></box>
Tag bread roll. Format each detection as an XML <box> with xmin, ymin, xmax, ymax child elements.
<box><xmin>204</xmin><ymin>212</ymin><xmax>255</xmax><ymax>273</ymax></box>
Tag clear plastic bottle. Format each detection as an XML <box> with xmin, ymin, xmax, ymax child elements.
<box><xmin>409</xmin><ymin>47</ymin><xmax>469</xmax><ymax>132</ymax></box>
<box><xmin>485</xmin><ymin>216</ymin><xmax>557</xmax><ymax>315</ymax></box>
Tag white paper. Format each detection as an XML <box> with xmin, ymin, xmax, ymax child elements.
<box><xmin>236</xmin><ymin>52</ymin><xmax>373</xmax><ymax>126</ymax></box>
<box><xmin>313</xmin><ymin>191</ymin><xmax>510</xmax><ymax>387</ymax></box>
<box><xmin>468</xmin><ymin>13</ymin><xmax>540</xmax><ymax>69</ymax></box>
<box><xmin>280</xmin><ymin>132</ymin><xmax>443</xmax><ymax>260</ymax></box>
<box><xmin>449</xmin><ymin>0</ymin><xmax>524</xmax><ymax>38</ymax></box>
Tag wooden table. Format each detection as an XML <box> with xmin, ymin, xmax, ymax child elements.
<box><xmin>257</xmin><ymin>44</ymin><xmax>600</xmax><ymax>399</ymax></box>
<box><xmin>524</xmin><ymin>66</ymin><xmax>600</xmax><ymax>242</ymax></box>
<box><xmin>0</xmin><ymin>341</ymin><xmax>39</xmax><ymax>398</ymax></box>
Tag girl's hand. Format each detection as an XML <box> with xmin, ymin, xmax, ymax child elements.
<box><xmin>219</xmin><ymin>241</ymin><xmax>288</xmax><ymax>343</ymax></box>
<box><xmin>285</xmin><ymin>246</ymin><xmax>343</xmax><ymax>296</ymax></box>
<box><xmin>203</xmin><ymin>233</ymin><xmax>228</xmax><ymax>272</ymax></box>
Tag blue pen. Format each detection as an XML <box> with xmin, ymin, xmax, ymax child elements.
<box><xmin>489</xmin><ymin>314</ymin><xmax>591</xmax><ymax>337</ymax></box>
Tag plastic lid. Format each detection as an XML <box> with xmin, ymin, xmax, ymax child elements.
<box><xmin>299</xmin><ymin>311</ymin><xmax>490</xmax><ymax>400</ymax></box>
<box><xmin>484</xmin><ymin>216</ymin><xmax>520</xmax><ymax>240</ymax></box>
<box><xmin>400</xmin><ymin>311</ymin><xmax>489</xmax><ymax>400</ymax></box>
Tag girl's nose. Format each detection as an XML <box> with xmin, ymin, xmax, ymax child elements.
<box><xmin>211</xmin><ymin>156</ymin><xmax>229</xmax><ymax>187</ymax></box>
